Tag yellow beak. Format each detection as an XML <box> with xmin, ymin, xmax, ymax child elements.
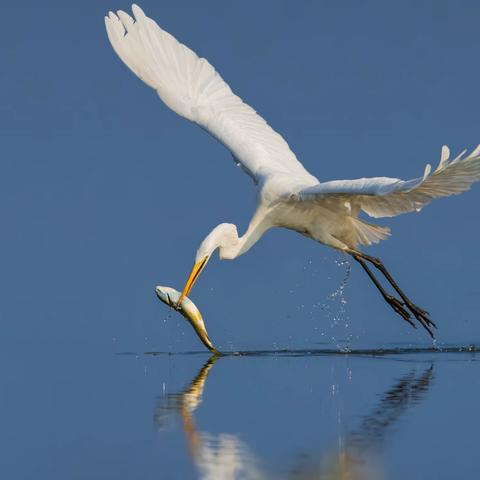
<box><xmin>177</xmin><ymin>256</ymin><xmax>209</xmax><ymax>306</ymax></box>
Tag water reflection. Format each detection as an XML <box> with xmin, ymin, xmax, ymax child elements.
<box><xmin>293</xmin><ymin>366</ymin><xmax>434</xmax><ymax>479</ymax></box>
<box><xmin>348</xmin><ymin>367</ymin><xmax>434</xmax><ymax>451</ymax></box>
<box><xmin>154</xmin><ymin>356</ymin><xmax>263</xmax><ymax>478</ymax></box>
<box><xmin>154</xmin><ymin>357</ymin><xmax>434</xmax><ymax>480</ymax></box>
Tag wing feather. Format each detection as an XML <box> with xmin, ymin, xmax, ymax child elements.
<box><xmin>298</xmin><ymin>145</ymin><xmax>480</xmax><ymax>218</ymax></box>
<box><xmin>105</xmin><ymin>5</ymin><xmax>316</xmax><ymax>185</ymax></box>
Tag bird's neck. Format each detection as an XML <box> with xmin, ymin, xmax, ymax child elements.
<box><xmin>219</xmin><ymin>221</ymin><xmax>270</xmax><ymax>260</ymax></box>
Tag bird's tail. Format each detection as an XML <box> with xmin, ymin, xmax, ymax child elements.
<box><xmin>350</xmin><ymin>217</ymin><xmax>391</xmax><ymax>247</ymax></box>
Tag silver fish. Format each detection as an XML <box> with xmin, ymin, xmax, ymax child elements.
<box><xmin>155</xmin><ymin>286</ymin><xmax>218</xmax><ymax>354</ymax></box>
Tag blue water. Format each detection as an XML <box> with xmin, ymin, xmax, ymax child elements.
<box><xmin>3</xmin><ymin>1</ymin><xmax>480</xmax><ymax>478</ymax></box>
<box><xmin>2</xmin><ymin>342</ymin><xmax>477</xmax><ymax>479</ymax></box>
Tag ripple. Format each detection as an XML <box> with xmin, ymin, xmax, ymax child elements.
<box><xmin>132</xmin><ymin>343</ymin><xmax>478</xmax><ymax>358</ymax></box>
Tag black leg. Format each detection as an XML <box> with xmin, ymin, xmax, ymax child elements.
<box><xmin>350</xmin><ymin>250</ymin><xmax>436</xmax><ymax>337</ymax></box>
<box><xmin>350</xmin><ymin>253</ymin><xmax>416</xmax><ymax>329</ymax></box>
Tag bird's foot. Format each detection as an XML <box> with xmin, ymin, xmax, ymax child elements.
<box><xmin>404</xmin><ymin>302</ymin><xmax>437</xmax><ymax>337</ymax></box>
<box><xmin>384</xmin><ymin>295</ymin><xmax>416</xmax><ymax>328</ymax></box>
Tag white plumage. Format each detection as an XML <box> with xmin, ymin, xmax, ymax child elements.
<box><xmin>105</xmin><ymin>5</ymin><xmax>315</xmax><ymax>185</ymax></box>
<box><xmin>105</xmin><ymin>4</ymin><xmax>480</xmax><ymax>338</ymax></box>
<box><xmin>298</xmin><ymin>144</ymin><xmax>480</xmax><ymax>219</ymax></box>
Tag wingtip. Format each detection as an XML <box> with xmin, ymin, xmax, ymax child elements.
<box><xmin>132</xmin><ymin>4</ymin><xmax>146</xmax><ymax>19</ymax></box>
<box><xmin>117</xmin><ymin>10</ymin><xmax>134</xmax><ymax>28</ymax></box>
<box><xmin>105</xmin><ymin>11</ymin><xmax>125</xmax><ymax>40</ymax></box>
<box><xmin>441</xmin><ymin>144</ymin><xmax>450</xmax><ymax>159</ymax></box>
<box><xmin>422</xmin><ymin>163</ymin><xmax>432</xmax><ymax>181</ymax></box>
<box><xmin>469</xmin><ymin>143</ymin><xmax>480</xmax><ymax>159</ymax></box>
<box><xmin>104</xmin><ymin>13</ymin><xmax>115</xmax><ymax>34</ymax></box>
<box><xmin>437</xmin><ymin>144</ymin><xmax>450</xmax><ymax>171</ymax></box>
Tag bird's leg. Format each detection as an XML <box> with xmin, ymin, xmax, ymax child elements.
<box><xmin>350</xmin><ymin>250</ymin><xmax>436</xmax><ymax>337</ymax></box>
<box><xmin>350</xmin><ymin>253</ymin><xmax>415</xmax><ymax>328</ymax></box>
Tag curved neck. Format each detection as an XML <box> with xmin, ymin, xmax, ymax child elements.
<box><xmin>220</xmin><ymin>216</ymin><xmax>271</xmax><ymax>260</ymax></box>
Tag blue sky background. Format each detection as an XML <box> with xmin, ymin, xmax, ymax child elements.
<box><xmin>2</xmin><ymin>0</ymin><xmax>480</xmax><ymax>352</ymax></box>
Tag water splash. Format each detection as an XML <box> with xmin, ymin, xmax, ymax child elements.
<box><xmin>319</xmin><ymin>257</ymin><xmax>352</xmax><ymax>351</ymax></box>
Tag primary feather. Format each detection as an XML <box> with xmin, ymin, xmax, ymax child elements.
<box><xmin>298</xmin><ymin>145</ymin><xmax>480</xmax><ymax>218</ymax></box>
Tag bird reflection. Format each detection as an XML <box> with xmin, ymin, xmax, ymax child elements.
<box><xmin>293</xmin><ymin>366</ymin><xmax>434</xmax><ymax>480</ymax></box>
<box><xmin>154</xmin><ymin>355</ymin><xmax>263</xmax><ymax>479</ymax></box>
<box><xmin>154</xmin><ymin>358</ymin><xmax>434</xmax><ymax>480</ymax></box>
<box><xmin>349</xmin><ymin>367</ymin><xmax>434</xmax><ymax>452</ymax></box>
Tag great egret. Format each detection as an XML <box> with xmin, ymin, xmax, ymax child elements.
<box><xmin>105</xmin><ymin>5</ymin><xmax>480</xmax><ymax>338</ymax></box>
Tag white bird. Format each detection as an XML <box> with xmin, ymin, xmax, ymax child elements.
<box><xmin>105</xmin><ymin>4</ymin><xmax>480</xmax><ymax>337</ymax></box>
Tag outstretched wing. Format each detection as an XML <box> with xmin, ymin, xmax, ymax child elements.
<box><xmin>105</xmin><ymin>4</ymin><xmax>316</xmax><ymax>185</ymax></box>
<box><xmin>297</xmin><ymin>145</ymin><xmax>480</xmax><ymax>218</ymax></box>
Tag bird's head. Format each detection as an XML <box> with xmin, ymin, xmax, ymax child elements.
<box><xmin>177</xmin><ymin>223</ymin><xmax>239</xmax><ymax>304</ymax></box>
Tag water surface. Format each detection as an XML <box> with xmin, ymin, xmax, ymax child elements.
<box><xmin>2</xmin><ymin>343</ymin><xmax>478</xmax><ymax>479</ymax></box>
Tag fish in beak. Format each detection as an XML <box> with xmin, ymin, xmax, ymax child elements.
<box><xmin>155</xmin><ymin>285</ymin><xmax>218</xmax><ymax>354</ymax></box>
